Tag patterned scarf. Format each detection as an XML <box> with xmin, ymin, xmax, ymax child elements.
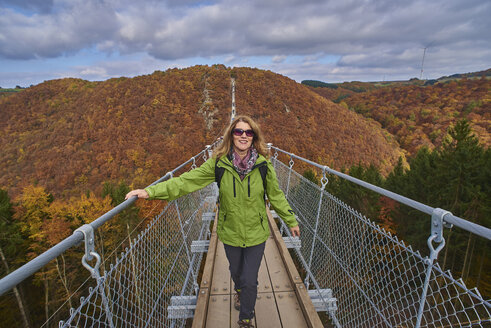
<box><xmin>230</xmin><ymin>145</ymin><xmax>258</xmax><ymax>180</ymax></box>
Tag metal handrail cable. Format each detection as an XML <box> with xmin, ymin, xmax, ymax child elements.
<box><xmin>271</xmin><ymin>146</ymin><xmax>491</xmax><ymax>241</ymax></box>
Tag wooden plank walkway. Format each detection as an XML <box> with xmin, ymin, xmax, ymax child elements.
<box><xmin>192</xmin><ymin>208</ymin><xmax>324</xmax><ymax>328</ymax></box>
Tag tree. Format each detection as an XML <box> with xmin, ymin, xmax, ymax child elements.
<box><xmin>433</xmin><ymin>120</ymin><xmax>490</xmax><ymax>290</ymax></box>
<box><xmin>384</xmin><ymin>120</ymin><xmax>490</xmax><ymax>297</ymax></box>
<box><xmin>325</xmin><ymin>163</ymin><xmax>383</xmax><ymax>223</ymax></box>
<box><xmin>0</xmin><ymin>189</ymin><xmax>31</xmax><ymax>327</ymax></box>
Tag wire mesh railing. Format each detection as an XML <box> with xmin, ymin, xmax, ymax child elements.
<box><xmin>270</xmin><ymin>146</ymin><xmax>491</xmax><ymax>328</ymax></box>
<box><xmin>59</xmin><ymin>183</ymin><xmax>217</xmax><ymax>328</ymax></box>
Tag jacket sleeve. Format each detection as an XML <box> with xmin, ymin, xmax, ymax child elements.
<box><xmin>145</xmin><ymin>157</ymin><xmax>216</xmax><ymax>201</ymax></box>
<box><xmin>265</xmin><ymin>160</ymin><xmax>298</xmax><ymax>228</ymax></box>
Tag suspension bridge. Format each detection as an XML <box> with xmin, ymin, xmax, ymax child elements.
<box><xmin>0</xmin><ymin>142</ymin><xmax>490</xmax><ymax>327</ymax></box>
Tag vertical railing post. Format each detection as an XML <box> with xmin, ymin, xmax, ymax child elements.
<box><xmin>206</xmin><ymin>145</ymin><xmax>213</xmax><ymax>161</ymax></box>
<box><xmin>174</xmin><ymin>202</ymin><xmax>192</xmax><ymax>275</ymax></box>
<box><xmin>76</xmin><ymin>225</ymin><xmax>115</xmax><ymax>328</ymax></box>
<box><xmin>285</xmin><ymin>155</ymin><xmax>294</xmax><ymax>199</ymax></box>
<box><xmin>415</xmin><ymin>208</ymin><xmax>449</xmax><ymax>328</ymax></box>
<box><xmin>305</xmin><ymin>167</ymin><xmax>328</xmax><ymax>289</ymax></box>
<box><xmin>281</xmin><ymin>155</ymin><xmax>294</xmax><ymax>236</ymax></box>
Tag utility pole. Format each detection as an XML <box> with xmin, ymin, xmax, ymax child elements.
<box><xmin>420</xmin><ymin>41</ymin><xmax>433</xmax><ymax>80</ymax></box>
<box><xmin>420</xmin><ymin>47</ymin><xmax>427</xmax><ymax>80</ymax></box>
<box><xmin>230</xmin><ymin>77</ymin><xmax>236</xmax><ymax>123</ymax></box>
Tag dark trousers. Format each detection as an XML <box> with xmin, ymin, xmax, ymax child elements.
<box><xmin>223</xmin><ymin>241</ymin><xmax>266</xmax><ymax>320</ymax></box>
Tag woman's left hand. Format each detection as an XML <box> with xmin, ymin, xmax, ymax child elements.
<box><xmin>290</xmin><ymin>225</ymin><xmax>300</xmax><ymax>237</ymax></box>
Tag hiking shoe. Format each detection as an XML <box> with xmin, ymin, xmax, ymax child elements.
<box><xmin>237</xmin><ymin>319</ymin><xmax>254</xmax><ymax>328</ymax></box>
<box><xmin>233</xmin><ymin>290</ymin><xmax>241</xmax><ymax>310</ymax></box>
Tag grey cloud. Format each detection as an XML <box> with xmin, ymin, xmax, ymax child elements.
<box><xmin>0</xmin><ymin>1</ymin><xmax>119</xmax><ymax>59</ymax></box>
<box><xmin>0</xmin><ymin>0</ymin><xmax>489</xmax><ymax>82</ymax></box>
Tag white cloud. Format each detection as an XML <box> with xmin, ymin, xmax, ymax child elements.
<box><xmin>79</xmin><ymin>67</ymin><xmax>108</xmax><ymax>78</ymax></box>
<box><xmin>272</xmin><ymin>55</ymin><xmax>286</xmax><ymax>63</ymax></box>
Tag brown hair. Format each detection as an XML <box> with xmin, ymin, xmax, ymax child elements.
<box><xmin>213</xmin><ymin>115</ymin><xmax>269</xmax><ymax>159</ymax></box>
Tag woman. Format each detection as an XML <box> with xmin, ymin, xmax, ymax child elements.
<box><xmin>125</xmin><ymin>115</ymin><xmax>300</xmax><ymax>328</ymax></box>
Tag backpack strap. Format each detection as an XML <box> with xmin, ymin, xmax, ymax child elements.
<box><xmin>258</xmin><ymin>163</ymin><xmax>268</xmax><ymax>193</ymax></box>
<box><xmin>215</xmin><ymin>158</ymin><xmax>226</xmax><ymax>189</ymax></box>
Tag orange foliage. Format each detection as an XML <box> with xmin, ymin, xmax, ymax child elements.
<box><xmin>1</xmin><ymin>65</ymin><xmax>404</xmax><ymax>200</ymax></box>
<box><xmin>321</xmin><ymin>78</ymin><xmax>491</xmax><ymax>155</ymax></box>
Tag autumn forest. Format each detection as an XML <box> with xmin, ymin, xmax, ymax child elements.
<box><xmin>0</xmin><ymin>65</ymin><xmax>489</xmax><ymax>326</ymax></box>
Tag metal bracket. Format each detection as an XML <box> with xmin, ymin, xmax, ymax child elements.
<box><xmin>191</xmin><ymin>240</ymin><xmax>210</xmax><ymax>253</ymax></box>
<box><xmin>75</xmin><ymin>224</ymin><xmax>96</xmax><ymax>261</ymax></box>
<box><xmin>431</xmin><ymin>208</ymin><xmax>451</xmax><ymax>244</ymax></box>
<box><xmin>283</xmin><ymin>236</ymin><xmax>301</xmax><ymax>249</ymax></box>
<box><xmin>167</xmin><ymin>295</ymin><xmax>197</xmax><ymax>319</ymax></box>
<box><xmin>201</xmin><ymin>212</ymin><xmax>215</xmax><ymax>223</ymax></box>
<box><xmin>308</xmin><ymin>289</ymin><xmax>337</xmax><ymax>313</ymax></box>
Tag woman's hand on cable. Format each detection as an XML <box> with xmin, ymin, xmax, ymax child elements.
<box><xmin>290</xmin><ymin>225</ymin><xmax>300</xmax><ymax>237</ymax></box>
<box><xmin>125</xmin><ymin>189</ymin><xmax>149</xmax><ymax>200</ymax></box>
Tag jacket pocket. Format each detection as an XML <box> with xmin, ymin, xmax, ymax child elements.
<box><xmin>259</xmin><ymin>212</ymin><xmax>265</xmax><ymax>231</ymax></box>
<box><xmin>218</xmin><ymin>209</ymin><xmax>227</xmax><ymax>232</ymax></box>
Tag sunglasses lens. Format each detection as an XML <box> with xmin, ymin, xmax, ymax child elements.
<box><xmin>232</xmin><ymin>129</ymin><xmax>254</xmax><ymax>137</ymax></box>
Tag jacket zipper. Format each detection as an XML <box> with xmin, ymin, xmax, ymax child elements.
<box><xmin>233</xmin><ymin>177</ymin><xmax>236</xmax><ymax>197</ymax></box>
<box><xmin>248</xmin><ymin>176</ymin><xmax>251</xmax><ymax>197</ymax></box>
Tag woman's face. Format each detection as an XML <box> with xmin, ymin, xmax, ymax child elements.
<box><xmin>232</xmin><ymin>121</ymin><xmax>254</xmax><ymax>153</ymax></box>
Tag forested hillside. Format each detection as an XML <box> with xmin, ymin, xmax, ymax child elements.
<box><xmin>0</xmin><ymin>65</ymin><xmax>403</xmax><ymax>199</ymax></box>
<box><xmin>306</xmin><ymin>75</ymin><xmax>490</xmax><ymax>155</ymax></box>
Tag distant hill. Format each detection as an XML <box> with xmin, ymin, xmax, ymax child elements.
<box><xmin>0</xmin><ymin>65</ymin><xmax>403</xmax><ymax>198</ymax></box>
<box><xmin>303</xmin><ymin>69</ymin><xmax>490</xmax><ymax>154</ymax></box>
<box><xmin>437</xmin><ymin>68</ymin><xmax>491</xmax><ymax>81</ymax></box>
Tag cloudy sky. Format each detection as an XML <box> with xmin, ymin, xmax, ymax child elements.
<box><xmin>1</xmin><ymin>0</ymin><xmax>490</xmax><ymax>88</ymax></box>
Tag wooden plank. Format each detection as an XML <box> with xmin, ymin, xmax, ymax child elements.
<box><xmin>263</xmin><ymin>237</ymin><xmax>293</xmax><ymax>292</ymax></box>
<box><xmin>293</xmin><ymin>282</ymin><xmax>325</xmax><ymax>328</ymax></box>
<box><xmin>210</xmin><ymin>240</ymin><xmax>231</xmax><ymax>295</ymax></box>
<box><xmin>199</xmin><ymin>217</ymin><xmax>218</xmax><ymax>290</ymax></box>
<box><xmin>257</xmin><ymin>254</ymin><xmax>273</xmax><ymax>293</ymax></box>
<box><xmin>267</xmin><ymin>208</ymin><xmax>324</xmax><ymax>328</ymax></box>
<box><xmin>275</xmin><ymin>291</ymin><xmax>309</xmax><ymax>328</ymax></box>
<box><xmin>192</xmin><ymin>288</ymin><xmax>209</xmax><ymax>328</ymax></box>
<box><xmin>255</xmin><ymin>292</ymin><xmax>281</xmax><ymax>328</ymax></box>
<box><xmin>266</xmin><ymin>209</ymin><xmax>303</xmax><ymax>286</ymax></box>
<box><xmin>193</xmin><ymin>215</ymin><xmax>218</xmax><ymax>328</ymax></box>
<box><xmin>206</xmin><ymin>294</ymin><xmax>231</xmax><ymax>328</ymax></box>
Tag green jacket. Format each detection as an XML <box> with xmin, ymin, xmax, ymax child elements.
<box><xmin>145</xmin><ymin>154</ymin><xmax>298</xmax><ymax>247</ymax></box>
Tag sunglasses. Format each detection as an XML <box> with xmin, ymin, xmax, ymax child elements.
<box><xmin>232</xmin><ymin>128</ymin><xmax>255</xmax><ymax>137</ymax></box>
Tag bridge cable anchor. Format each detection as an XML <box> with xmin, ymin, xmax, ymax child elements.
<box><xmin>321</xmin><ymin>166</ymin><xmax>329</xmax><ymax>187</ymax></box>
<box><xmin>416</xmin><ymin>208</ymin><xmax>451</xmax><ymax>328</ymax></box>
<box><xmin>75</xmin><ymin>224</ymin><xmax>101</xmax><ymax>278</ymax></box>
<box><xmin>289</xmin><ymin>155</ymin><xmax>294</xmax><ymax>168</ymax></box>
